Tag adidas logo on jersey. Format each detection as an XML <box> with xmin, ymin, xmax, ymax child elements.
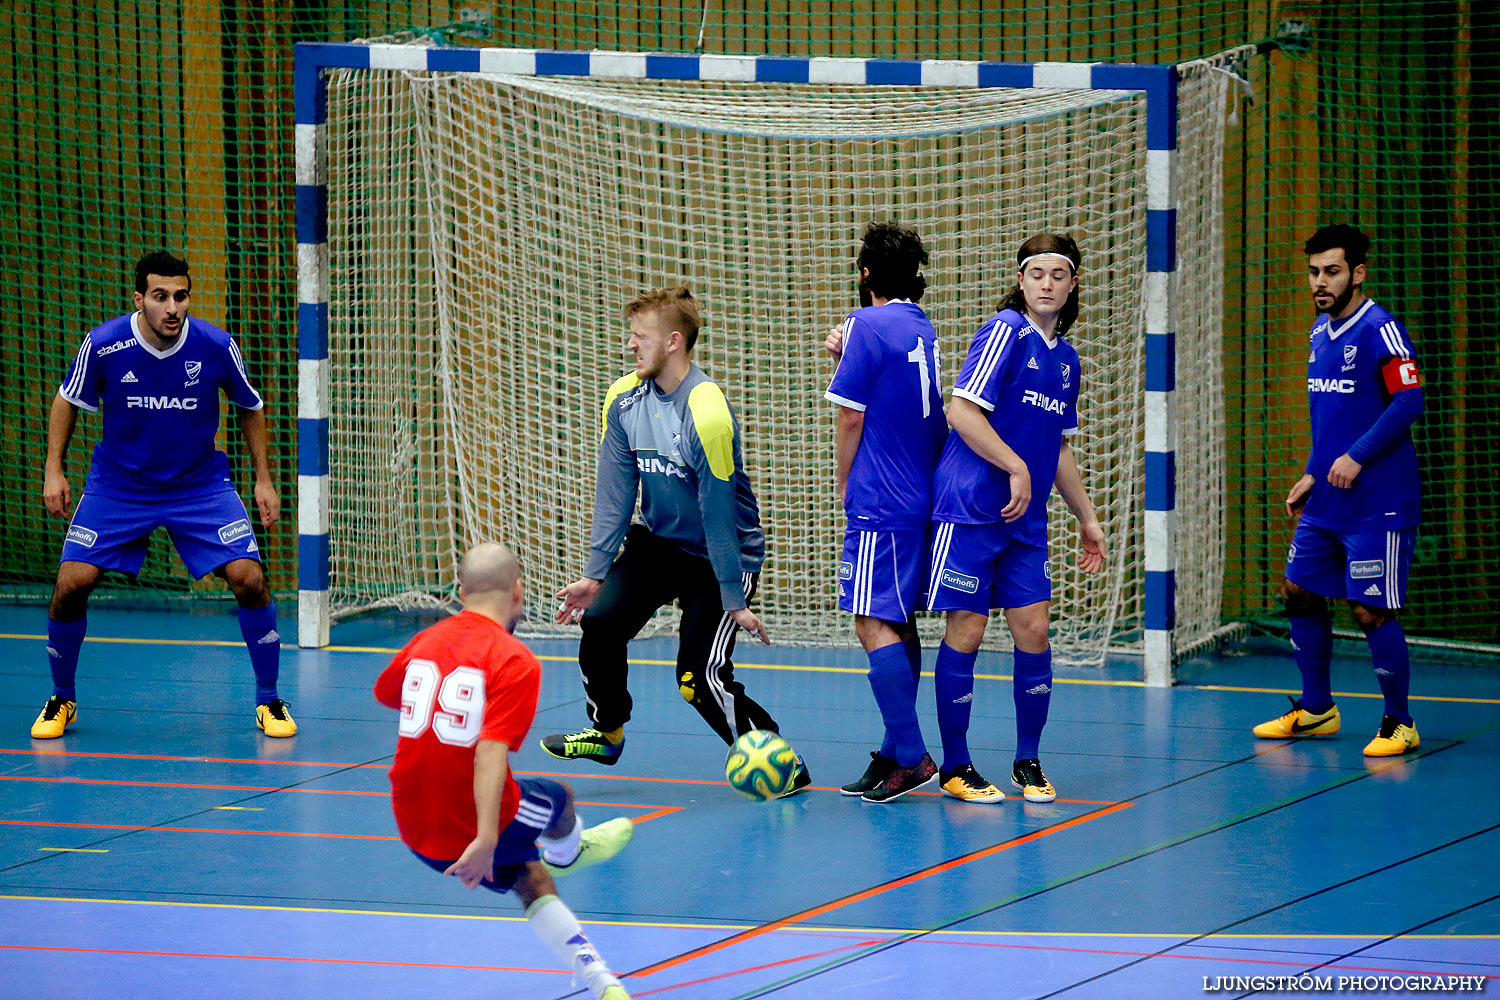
<box><xmin>1364</xmin><ymin>583</ymin><xmax>1382</xmax><ymax>597</ymax></box>
<box><xmin>121</xmin><ymin>371</ymin><xmax>138</xmax><ymax>383</ymax></box>
<box><xmin>1027</xmin><ymin>356</ymin><xmax>1040</xmax><ymax>370</ymax></box>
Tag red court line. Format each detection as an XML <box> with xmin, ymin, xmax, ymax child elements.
<box><xmin>2</xmin><ymin>820</ymin><xmax>399</xmax><ymax>841</ymax></box>
<box><xmin>0</xmin><ymin>753</ymin><xmax>1110</xmax><ymax>802</ymax></box>
<box><xmin>0</xmin><ymin>775</ymin><xmax>674</xmax><ymax>810</ymax></box>
<box><xmin>631</xmin><ymin>806</ymin><xmax>684</xmax><ymax>824</ymax></box>
<box><xmin>2</xmin><ymin>776</ymin><xmax>388</xmax><ymax>796</ymax></box>
<box><xmin>0</xmin><ymin>749</ymin><xmax>390</xmax><ymax>768</ymax></box>
<box><xmin>633</xmin><ymin>940</ymin><xmax>887</xmax><ymax>996</ymax></box>
<box><xmin>0</xmin><ymin>944</ymin><xmax>557</xmax><ymax>974</ymax></box>
<box><xmin>634</xmin><ymin>801</ymin><xmax>1134</xmax><ymax>977</ymax></box>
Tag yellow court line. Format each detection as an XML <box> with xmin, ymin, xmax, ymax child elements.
<box><xmin>1193</xmin><ymin>684</ymin><xmax>1500</xmax><ymax>706</ymax></box>
<box><xmin>4</xmin><ymin>633</ymin><xmax>1498</xmax><ymax>701</ymax></box>
<box><xmin>0</xmin><ymin>895</ymin><xmax>1491</xmax><ymax>941</ymax></box>
<box><xmin>37</xmin><ymin>849</ymin><xmax>109</xmax><ymax>853</ymax></box>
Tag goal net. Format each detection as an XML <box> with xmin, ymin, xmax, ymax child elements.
<box><xmin>317</xmin><ymin>57</ymin><xmax>1229</xmax><ymax>665</ymax></box>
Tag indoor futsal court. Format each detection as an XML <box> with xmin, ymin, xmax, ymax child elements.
<box><xmin>2</xmin><ymin>605</ymin><xmax>1496</xmax><ymax>999</ymax></box>
<box><xmin>6</xmin><ymin>4</ymin><xmax>1500</xmax><ymax>1000</ymax></box>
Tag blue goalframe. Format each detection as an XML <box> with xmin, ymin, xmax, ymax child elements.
<box><xmin>292</xmin><ymin>43</ymin><xmax>1183</xmax><ymax>685</ymax></box>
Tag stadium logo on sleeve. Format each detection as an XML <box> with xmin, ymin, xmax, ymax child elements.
<box><xmin>1350</xmin><ymin>559</ymin><xmax>1385</xmax><ymax>579</ymax></box>
<box><xmin>940</xmin><ymin>568</ymin><xmax>980</xmax><ymax>594</ymax></box>
<box><xmin>217</xmin><ymin>520</ymin><xmax>253</xmax><ymax>544</ymax></box>
<box><xmin>99</xmin><ymin>339</ymin><xmax>136</xmax><ymax>357</ymax></box>
<box><xmin>66</xmin><ymin>526</ymin><xmax>98</xmax><ymax>547</ymax></box>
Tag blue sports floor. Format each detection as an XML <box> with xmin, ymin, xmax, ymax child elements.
<box><xmin>1</xmin><ymin>605</ymin><xmax>1497</xmax><ymax>999</ymax></box>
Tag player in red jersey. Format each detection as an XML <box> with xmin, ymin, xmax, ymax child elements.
<box><xmin>374</xmin><ymin>542</ymin><xmax>634</xmax><ymax>1000</ymax></box>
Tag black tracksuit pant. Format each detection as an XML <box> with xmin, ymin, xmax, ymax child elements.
<box><xmin>578</xmin><ymin>525</ymin><xmax>778</xmax><ymax>744</ymax></box>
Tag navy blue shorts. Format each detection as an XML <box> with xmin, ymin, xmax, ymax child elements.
<box><xmin>1286</xmin><ymin>521</ymin><xmax>1414</xmax><ymax>610</ymax></box>
<box><xmin>838</xmin><ymin>526</ymin><xmax>929</xmax><ymax>621</ymax></box>
<box><xmin>61</xmin><ymin>488</ymin><xmax>261</xmax><ymax>578</ymax></box>
<box><xmin>926</xmin><ymin>520</ymin><xmax>1052</xmax><ymax>613</ymax></box>
<box><xmin>410</xmin><ymin>778</ymin><xmax>569</xmax><ymax>894</ymax></box>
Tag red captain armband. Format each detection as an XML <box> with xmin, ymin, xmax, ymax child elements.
<box><xmin>1381</xmin><ymin>357</ymin><xmax>1422</xmax><ymax>394</ymax></box>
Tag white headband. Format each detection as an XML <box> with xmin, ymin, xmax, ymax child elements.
<box><xmin>1018</xmin><ymin>252</ymin><xmax>1077</xmax><ymax>273</ymax></box>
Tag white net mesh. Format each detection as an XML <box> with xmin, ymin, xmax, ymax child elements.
<box><xmin>1171</xmin><ymin>63</ymin><xmax>1233</xmax><ymax>654</ymax></box>
<box><xmin>322</xmin><ymin>66</ymin><xmax>1224</xmax><ymax>665</ymax></box>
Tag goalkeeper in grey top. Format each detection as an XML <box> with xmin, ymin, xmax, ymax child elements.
<box><xmin>541</xmin><ymin>286</ymin><xmax>809</xmax><ymax>793</ymax></box>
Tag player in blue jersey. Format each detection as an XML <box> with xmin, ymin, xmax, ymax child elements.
<box><xmin>541</xmin><ymin>285</ymin><xmax>808</xmax><ymax>793</ymax></box>
<box><xmin>821</xmin><ymin>222</ymin><xmax>958</xmax><ymax>803</ymax></box>
<box><xmin>926</xmin><ymin>234</ymin><xmax>1106</xmax><ymax>803</ymax></box>
<box><xmin>1254</xmin><ymin>225</ymin><xmax>1424</xmax><ymax>756</ymax></box>
<box><xmin>30</xmin><ymin>252</ymin><xmax>295</xmax><ymax>740</ymax></box>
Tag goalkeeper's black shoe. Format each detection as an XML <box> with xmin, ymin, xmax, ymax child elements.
<box><xmin>540</xmin><ymin>728</ymin><xmax>624</xmax><ymax>766</ymax></box>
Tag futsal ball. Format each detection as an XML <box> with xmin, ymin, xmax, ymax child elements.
<box><xmin>725</xmin><ymin>729</ymin><xmax>799</xmax><ymax>801</ymax></box>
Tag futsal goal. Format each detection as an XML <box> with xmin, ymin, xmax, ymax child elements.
<box><xmin>293</xmin><ymin>43</ymin><xmax>1233</xmax><ymax>681</ymax></box>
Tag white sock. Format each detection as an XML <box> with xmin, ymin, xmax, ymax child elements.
<box><xmin>526</xmin><ymin>894</ymin><xmax>620</xmax><ymax>998</ymax></box>
<box><xmin>540</xmin><ymin>814</ymin><xmax>584</xmax><ymax>866</ymax></box>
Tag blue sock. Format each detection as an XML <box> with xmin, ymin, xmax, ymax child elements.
<box><xmin>1366</xmin><ymin>619</ymin><xmax>1411</xmax><ymax>725</ymax></box>
<box><xmin>866</xmin><ymin>641</ymin><xmax>925</xmax><ymax>767</ymax></box>
<box><xmin>237</xmin><ymin>601</ymin><xmax>282</xmax><ymax>705</ymax></box>
<box><xmin>1012</xmin><ymin>647</ymin><xmax>1052</xmax><ymax>762</ymax></box>
<box><xmin>1289</xmin><ymin>614</ymin><xmax>1334</xmax><ymax>713</ymax></box>
<box><xmin>47</xmin><ymin>616</ymin><xmax>87</xmax><ymax>701</ymax></box>
<box><xmin>903</xmin><ymin>632</ymin><xmax>923</xmax><ymax>688</ymax></box>
<box><xmin>934</xmin><ymin>642</ymin><xmax>979</xmax><ymax>773</ymax></box>
<box><xmin>879</xmin><ymin>633</ymin><xmax>926</xmax><ymax>760</ymax></box>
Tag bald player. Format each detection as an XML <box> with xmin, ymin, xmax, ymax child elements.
<box><xmin>375</xmin><ymin>542</ymin><xmax>634</xmax><ymax>1000</ymax></box>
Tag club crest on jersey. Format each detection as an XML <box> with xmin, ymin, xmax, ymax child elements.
<box><xmin>1059</xmin><ymin>362</ymin><xmax>1071</xmax><ymax>388</ymax></box>
<box><xmin>66</xmin><ymin>525</ymin><xmax>98</xmax><ymax>547</ymax></box>
<box><xmin>1342</xmin><ymin>344</ymin><xmax>1357</xmax><ymax>371</ymax></box>
<box><xmin>217</xmin><ymin>519</ymin><xmax>253</xmax><ymax>544</ymax></box>
<box><xmin>185</xmin><ymin>360</ymin><xmax>202</xmax><ymax>385</ymax></box>
<box><xmin>940</xmin><ymin>568</ymin><xmax>980</xmax><ymax>594</ymax></box>
<box><xmin>1349</xmin><ymin>559</ymin><xmax>1385</xmax><ymax>579</ymax></box>
<box><xmin>1021</xmin><ymin>388</ymin><xmax>1067</xmax><ymax>415</ymax></box>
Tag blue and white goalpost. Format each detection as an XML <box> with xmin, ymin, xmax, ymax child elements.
<box><xmin>293</xmin><ymin>42</ymin><xmax>1232</xmax><ymax>682</ymax></box>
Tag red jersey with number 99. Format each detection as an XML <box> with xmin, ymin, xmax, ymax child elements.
<box><xmin>373</xmin><ymin>610</ymin><xmax>542</xmax><ymax>859</ymax></box>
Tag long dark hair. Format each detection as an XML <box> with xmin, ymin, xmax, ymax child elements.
<box><xmin>998</xmin><ymin>233</ymin><xmax>1082</xmax><ymax>335</ymax></box>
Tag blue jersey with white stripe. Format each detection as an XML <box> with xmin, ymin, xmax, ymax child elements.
<box><xmin>931</xmin><ymin>309</ymin><xmax>1080</xmax><ymax>545</ymax></box>
<box><xmin>58</xmin><ymin>312</ymin><xmax>264</xmax><ymax>501</ymax></box>
<box><xmin>825</xmin><ymin>300</ymin><xmax>947</xmax><ymax>530</ymax></box>
<box><xmin>1301</xmin><ymin>299</ymin><xmax>1422</xmax><ymax>531</ymax></box>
